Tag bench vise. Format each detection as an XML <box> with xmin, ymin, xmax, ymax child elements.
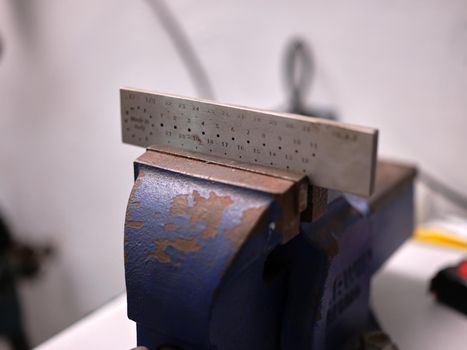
<box><xmin>124</xmin><ymin>144</ymin><xmax>415</xmax><ymax>350</ymax></box>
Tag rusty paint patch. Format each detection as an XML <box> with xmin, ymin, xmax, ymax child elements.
<box><xmin>148</xmin><ymin>237</ymin><xmax>201</xmax><ymax>263</ymax></box>
<box><xmin>169</xmin><ymin>194</ymin><xmax>190</xmax><ymax>216</ymax></box>
<box><xmin>169</xmin><ymin>190</ymin><xmax>234</xmax><ymax>238</ymax></box>
<box><xmin>164</xmin><ymin>223</ymin><xmax>177</xmax><ymax>231</ymax></box>
<box><xmin>128</xmin><ymin>169</ymin><xmax>145</xmax><ymax>203</ymax></box>
<box><xmin>126</xmin><ymin>168</ymin><xmax>146</xmax><ymax>223</ymax></box>
<box><xmin>124</xmin><ymin>235</ymin><xmax>129</xmax><ymax>266</ymax></box>
<box><xmin>127</xmin><ymin>220</ymin><xmax>144</xmax><ymax>229</ymax></box>
<box><xmin>225</xmin><ymin>206</ymin><xmax>267</xmax><ymax>248</ymax></box>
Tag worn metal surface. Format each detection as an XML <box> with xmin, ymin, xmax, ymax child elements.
<box><xmin>121</xmin><ymin>88</ymin><xmax>378</xmax><ymax>196</ymax></box>
<box><xmin>125</xmin><ymin>147</ymin><xmax>310</xmax><ymax>349</ymax></box>
<box><xmin>135</xmin><ymin>147</ymin><xmax>308</xmax><ymax>243</ymax></box>
<box><xmin>124</xmin><ymin>145</ymin><xmax>415</xmax><ymax>350</ymax></box>
<box><xmin>126</xmin><ymin>165</ymin><xmax>273</xmax><ymax>348</ymax></box>
<box><xmin>369</xmin><ymin>160</ymin><xmax>417</xmax><ymax>210</ymax></box>
<box><xmin>137</xmin><ymin>145</ymin><xmax>307</xmax><ymax>197</ymax></box>
<box><xmin>147</xmin><ymin>144</ymin><xmax>306</xmax><ymax>183</ymax></box>
<box><xmin>301</xmin><ymin>186</ymin><xmax>328</xmax><ymax>222</ymax></box>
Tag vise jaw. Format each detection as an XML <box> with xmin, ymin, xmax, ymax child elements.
<box><xmin>125</xmin><ymin>145</ymin><xmax>416</xmax><ymax>350</ymax></box>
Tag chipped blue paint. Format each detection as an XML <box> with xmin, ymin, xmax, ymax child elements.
<box><xmin>125</xmin><ymin>158</ymin><xmax>414</xmax><ymax>350</ymax></box>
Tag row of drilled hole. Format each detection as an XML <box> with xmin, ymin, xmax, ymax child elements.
<box><xmin>156</xmin><ymin>122</ymin><xmax>316</xmax><ymax>156</ymax></box>
<box><xmin>127</xmin><ymin>109</ymin><xmax>316</xmax><ymax>173</ymax></box>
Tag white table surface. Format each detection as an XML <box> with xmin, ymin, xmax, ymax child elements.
<box><xmin>35</xmin><ymin>240</ymin><xmax>467</xmax><ymax>350</ymax></box>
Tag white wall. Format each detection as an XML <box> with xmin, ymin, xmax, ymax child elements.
<box><xmin>0</xmin><ymin>0</ymin><xmax>466</xmax><ymax>345</ymax></box>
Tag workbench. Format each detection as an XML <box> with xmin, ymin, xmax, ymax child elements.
<box><xmin>33</xmin><ymin>240</ymin><xmax>467</xmax><ymax>350</ymax></box>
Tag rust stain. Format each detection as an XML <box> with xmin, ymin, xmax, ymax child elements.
<box><xmin>128</xmin><ymin>169</ymin><xmax>145</xmax><ymax>203</ymax></box>
<box><xmin>169</xmin><ymin>194</ymin><xmax>190</xmax><ymax>216</ymax></box>
<box><xmin>169</xmin><ymin>190</ymin><xmax>234</xmax><ymax>238</ymax></box>
<box><xmin>164</xmin><ymin>223</ymin><xmax>177</xmax><ymax>231</ymax></box>
<box><xmin>148</xmin><ymin>237</ymin><xmax>201</xmax><ymax>263</ymax></box>
<box><xmin>126</xmin><ymin>168</ymin><xmax>145</xmax><ymax>223</ymax></box>
<box><xmin>225</xmin><ymin>206</ymin><xmax>267</xmax><ymax>248</ymax></box>
<box><xmin>127</xmin><ymin>220</ymin><xmax>144</xmax><ymax>228</ymax></box>
<box><xmin>124</xmin><ymin>235</ymin><xmax>129</xmax><ymax>266</ymax></box>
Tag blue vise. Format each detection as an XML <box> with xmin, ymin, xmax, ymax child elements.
<box><xmin>125</xmin><ymin>144</ymin><xmax>416</xmax><ymax>350</ymax></box>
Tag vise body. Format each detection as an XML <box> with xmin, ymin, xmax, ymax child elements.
<box><xmin>124</xmin><ymin>145</ymin><xmax>416</xmax><ymax>350</ymax></box>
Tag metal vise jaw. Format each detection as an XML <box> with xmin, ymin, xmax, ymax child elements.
<box><xmin>125</xmin><ymin>145</ymin><xmax>416</xmax><ymax>350</ymax></box>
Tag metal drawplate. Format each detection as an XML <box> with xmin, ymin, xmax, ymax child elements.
<box><xmin>121</xmin><ymin>88</ymin><xmax>378</xmax><ymax>196</ymax></box>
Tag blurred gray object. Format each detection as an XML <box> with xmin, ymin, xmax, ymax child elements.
<box><xmin>352</xmin><ymin>331</ymin><xmax>399</xmax><ymax>350</ymax></box>
<box><xmin>283</xmin><ymin>38</ymin><xmax>337</xmax><ymax>120</ymax></box>
<box><xmin>0</xmin><ymin>33</ymin><xmax>3</xmax><ymax>61</ymax></box>
<box><xmin>0</xmin><ymin>213</ymin><xmax>29</xmax><ymax>350</ymax></box>
<box><xmin>0</xmin><ymin>212</ymin><xmax>52</xmax><ymax>350</ymax></box>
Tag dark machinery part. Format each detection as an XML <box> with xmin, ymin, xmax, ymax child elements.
<box><xmin>124</xmin><ymin>144</ymin><xmax>416</xmax><ymax>350</ymax></box>
<box><xmin>0</xmin><ymin>212</ymin><xmax>52</xmax><ymax>350</ymax></box>
<box><xmin>283</xmin><ymin>38</ymin><xmax>337</xmax><ymax>120</ymax></box>
<box><xmin>430</xmin><ymin>259</ymin><xmax>467</xmax><ymax>315</ymax></box>
<box><xmin>351</xmin><ymin>331</ymin><xmax>399</xmax><ymax>350</ymax></box>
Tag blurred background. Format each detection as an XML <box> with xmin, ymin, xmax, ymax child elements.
<box><xmin>0</xmin><ymin>0</ymin><xmax>466</xmax><ymax>348</ymax></box>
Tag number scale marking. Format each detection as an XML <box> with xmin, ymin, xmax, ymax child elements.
<box><xmin>121</xmin><ymin>88</ymin><xmax>378</xmax><ymax>196</ymax></box>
